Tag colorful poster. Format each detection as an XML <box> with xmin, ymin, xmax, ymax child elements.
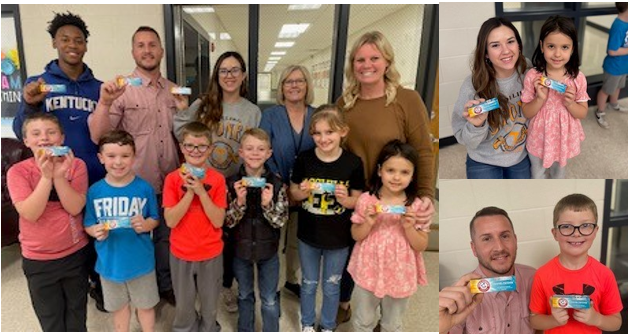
<box><xmin>2</xmin><ymin>15</ymin><xmax>23</xmax><ymax>119</ymax></box>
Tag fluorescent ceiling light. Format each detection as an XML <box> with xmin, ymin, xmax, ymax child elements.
<box><xmin>208</xmin><ymin>32</ymin><xmax>216</xmax><ymax>40</ymax></box>
<box><xmin>267</xmin><ymin>61</ymin><xmax>278</xmax><ymax>64</ymax></box>
<box><xmin>220</xmin><ymin>33</ymin><xmax>232</xmax><ymax>40</ymax></box>
<box><xmin>183</xmin><ymin>6</ymin><xmax>215</xmax><ymax>14</ymax></box>
<box><xmin>288</xmin><ymin>4</ymin><xmax>321</xmax><ymax>11</ymax></box>
<box><xmin>264</xmin><ymin>64</ymin><xmax>275</xmax><ymax>72</ymax></box>
<box><xmin>271</xmin><ymin>51</ymin><xmax>286</xmax><ymax>56</ymax></box>
<box><xmin>275</xmin><ymin>41</ymin><xmax>295</xmax><ymax>48</ymax></box>
<box><xmin>268</xmin><ymin>56</ymin><xmax>281</xmax><ymax>61</ymax></box>
<box><xmin>278</xmin><ymin>23</ymin><xmax>310</xmax><ymax>39</ymax></box>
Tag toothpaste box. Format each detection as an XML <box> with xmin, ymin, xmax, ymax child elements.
<box><xmin>101</xmin><ymin>216</ymin><xmax>132</xmax><ymax>230</ymax></box>
<box><xmin>470</xmin><ymin>276</ymin><xmax>516</xmax><ymax>294</ymax></box>
<box><xmin>171</xmin><ymin>87</ymin><xmax>192</xmax><ymax>95</ymax></box>
<box><xmin>180</xmin><ymin>163</ymin><xmax>206</xmax><ymax>179</ymax></box>
<box><xmin>39</xmin><ymin>84</ymin><xmax>66</xmax><ymax>93</ymax></box>
<box><xmin>540</xmin><ymin>76</ymin><xmax>567</xmax><ymax>93</ymax></box>
<box><xmin>117</xmin><ymin>77</ymin><xmax>142</xmax><ymax>87</ymax></box>
<box><xmin>375</xmin><ymin>204</ymin><xmax>407</xmax><ymax>214</ymax></box>
<box><xmin>310</xmin><ymin>182</ymin><xmax>336</xmax><ymax>193</ymax></box>
<box><xmin>468</xmin><ymin>98</ymin><xmax>500</xmax><ymax>117</ymax></box>
<box><xmin>241</xmin><ymin>177</ymin><xmax>267</xmax><ymax>188</ymax></box>
<box><xmin>551</xmin><ymin>295</ymin><xmax>591</xmax><ymax>309</ymax></box>
<box><xmin>38</xmin><ymin>146</ymin><xmax>71</xmax><ymax>157</ymax></box>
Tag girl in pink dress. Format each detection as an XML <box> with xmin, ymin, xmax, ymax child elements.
<box><xmin>347</xmin><ymin>140</ymin><xmax>431</xmax><ymax>331</ymax></box>
<box><xmin>522</xmin><ymin>15</ymin><xmax>590</xmax><ymax>179</ymax></box>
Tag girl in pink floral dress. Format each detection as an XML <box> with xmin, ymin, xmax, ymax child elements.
<box><xmin>522</xmin><ymin>15</ymin><xmax>590</xmax><ymax>179</ymax></box>
<box><xmin>347</xmin><ymin>140</ymin><xmax>431</xmax><ymax>331</ymax></box>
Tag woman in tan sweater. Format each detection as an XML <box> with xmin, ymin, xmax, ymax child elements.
<box><xmin>335</xmin><ymin>30</ymin><xmax>435</xmax><ymax>328</ymax></box>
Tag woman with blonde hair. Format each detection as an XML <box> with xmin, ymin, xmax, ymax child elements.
<box><xmin>260</xmin><ymin>65</ymin><xmax>316</xmax><ymax>299</ymax></box>
<box><xmin>335</xmin><ymin>31</ymin><xmax>435</xmax><ymax>328</ymax></box>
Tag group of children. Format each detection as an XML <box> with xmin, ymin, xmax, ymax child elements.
<box><xmin>7</xmin><ymin>103</ymin><xmax>430</xmax><ymax>332</ymax></box>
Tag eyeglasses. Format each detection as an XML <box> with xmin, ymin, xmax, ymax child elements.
<box><xmin>218</xmin><ymin>67</ymin><xmax>243</xmax><ymax>77</ymax></box>
<box><xmin>556</xmin><ymin>223</ymin><xmax>597</xmax><ymax>236</ymax></box>
<box><xmin>283</xmin><ymin>78</ymin><xmax>306</xmax><ymax>87</ymax></box>
<box><xmin>182</xmin><ymin>143</ymin><xmax>210</xmax><ymax>153</ymax></box>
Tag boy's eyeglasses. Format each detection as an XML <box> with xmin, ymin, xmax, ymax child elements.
<box><xmin>283</xmin><ymin>78</ymin><xmax>306</xmax><ymax>87</ymax></box>
<box><xmin>556</xmin><ymin>223</ymin><xmax>597</xmax><ymax>236</ymax></box>
<box><xmin>218</xmin><ymin>67</ymin><xmax>243</xmax><ymax>77</ymax></box>
<box><xmin>182</xmin><ymin>143</ymin><xmax>210</xmax><ymax>153</ymax></box>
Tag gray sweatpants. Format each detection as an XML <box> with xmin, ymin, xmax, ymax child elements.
<box><xmin>352</xmin><ymin>285</ymin><xmax>409</xmax><ymax>332</ymax></box>
<box><xmin>170</xmin><ymin>254</ymin><xmax>223</xmax><ymax>332</ymax></box>
<box><xmin>528</xmin><ymin>153</ymin><xmax>566</xmax><ymax>179</ymax></box>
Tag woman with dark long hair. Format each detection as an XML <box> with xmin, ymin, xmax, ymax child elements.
<box><xmin>451</xmin><ymin>17</ymin><xmax>531</xmax><ymax>179</ymax></box>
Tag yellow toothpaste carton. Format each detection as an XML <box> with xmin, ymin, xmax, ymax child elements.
<box><xmin>468</xmin><ymin>98</ymin><xmax>499</xmax><ymax>117</ymax></box>
<box><xmin>540</xmin><ymin>76</ymin><xmax>567</xmax><ymax>93</ymax></box>
<box><xmin>551</xmin><ymin>295</ymin><xmax>590</xmax><ymax>309</ymax></box>
<box><xmin>470</xmin><ymin>276</ymin><xmax>516</xmax><ymax>294</ymax></box>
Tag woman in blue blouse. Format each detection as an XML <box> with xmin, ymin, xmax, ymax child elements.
<box><xmin>259</xmin><ymin>65</ymin><xmax>316</xmax><ymax>298</ymax></box>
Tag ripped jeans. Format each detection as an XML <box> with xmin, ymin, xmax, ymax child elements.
<box><xmin>298</xmin><ymin>240</ymin><xmax>349</xmax><ymax>330</ymax></box>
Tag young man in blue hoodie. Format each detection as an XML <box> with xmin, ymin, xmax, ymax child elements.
<box><xmin>12</xmin><ymin>11</ymin><xmax>123</xmax><ymax>312</ymax></box>
<box><xmin>12</xmin><ymin>11</ymin><xmax>122</xmax><ymax>185</ymax></box>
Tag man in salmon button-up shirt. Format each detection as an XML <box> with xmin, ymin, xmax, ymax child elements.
<box><xmin>439</xmin><ymin>207</ymin><xmax>540</xmax><ymax>334</ymax></box>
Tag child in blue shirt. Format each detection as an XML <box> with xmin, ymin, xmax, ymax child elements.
<box><xmin>84</xmin><ymin>130</ymin><xmax>160</xmax><ymax>331</ymax></box>
<box><xmin>595</xmin><ymin>2</ymin><xmax>628</xmax><ymax>128</ymax></box>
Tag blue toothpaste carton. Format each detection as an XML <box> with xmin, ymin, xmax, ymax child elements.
<box><xmin>551</xmin><ymin>295</ymin><xmax>590</xmax><ymax>309</ymax></box>
<box><xmin>171</xmin><ymin>87</ymin><xmax>192</xmax><ymax>95</ymax></box>
<box><xmin>540</xmin><ymin>76</ymin><xmax>567</xmax><ymax>93</ymax></box>
<box><xmin>310</xmin><ymin>182</ymin><xmax>336</xmax><ymax>193</ymax></box>
<box><xmin>39</xmin><ymin>84</ymin><xmax>66</xmax><ymax>93</ymax></box>
<box><xmin>241</xmin><ymin>177</ymin><xmax>266</xmax><ymax>188</ymax></box>
<box><xmin>468</xmin><ymin>98</ymin><xmax>500</xmax><ymax>117</ymax></box>
<box><xmin>180</xmin><ymin>163</ymin><xmax>206</xmax><ymax>179</ymax></box>
<box><xmin>38</xmin><ymin>146</ymin><xmax>70</xmax><ymax>157</ymax></box>
<box><xmin>375</xmin><ymin>204</ymin><xmax>407</xmax><ymax>214</ymax></box>
<box><xmin>101</xmin><ymin>216</ymin><xmax>132</xmax><ymax>230</ymax></box>
<box><xmin>470</xmin><ymin>276</ymin><xmax>516</xmax><ymax>294</ymax></box>
<box><xmin>117</xmin><ymin>76</ymin><xmax>142</xmax><ymax>87</ymax></box>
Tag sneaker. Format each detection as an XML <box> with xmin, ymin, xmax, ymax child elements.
<box><xmin>608</xmin><ymin>103</ymin><xmax>628</xmax><ymax>113</ymax></box>
<box><xmin>302</xmin><ymin>325</ymin><xmax>316</xmax><ymax>332</ymax></box>
<box><xmin>221</xmin><ymin>287</ymin><xmax>238</xmax><ymax>313</ymax></box>
<box><xmin>595</xmin><ymin>111</ymin><xmax>610</xmax><ymax>129</ymax></box>
<box><xmin>336</xmin><ymin>305</ymin><xmax>352</xmax><ymax>325</ymax></box>
<box><xmin>321</xmin><ymin>329</ymin><xmax>334</xmax><ymax>332</ymax></box>
<box><xmin>284</xmin><ymin>281</ymin><xmax>301</xmax><ymax>298</ymax></box>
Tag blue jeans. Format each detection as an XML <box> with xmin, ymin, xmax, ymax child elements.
<box><xmin>233</xmin><ymin>255</ymin><xmax>280</xmax><ymax>332</ymax></box>
<box><xmin>299</xmin><ymin>240</ymin><xmax>349</xmax><ymax>331</ymax></box>
<box><xmin>466</xmin><ymin>155</ymin><xmax>531</xmax><ymax>179</ymax></box>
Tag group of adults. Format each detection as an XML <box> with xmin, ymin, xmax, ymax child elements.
<box><xmin>12</xmin><ymin>11</ymin><xmax>435</xmax><ymax>328</ymax></box>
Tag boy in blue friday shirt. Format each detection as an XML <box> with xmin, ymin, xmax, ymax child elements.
<box><xmin>84</xmin><ymin>130</ymin><xmax>160</xmax><ymax>331</ymax></box>
<box><xmin>595</xmin><ymin>2</ymin><xmax>628</xmax><ymax>128</ymax></box>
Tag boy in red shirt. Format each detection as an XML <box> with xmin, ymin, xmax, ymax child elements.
<box><xmin>163</xmin><ymin>121</ymin><xmax>227</xmax><ymax>331</ymax></box>
<box><xmin>7</xmin><ymin>112</ymin><xmax>89</xmax><ymax>331</ymax></box>
<box><xmin>530</xmin><ymin>194</ymin><xmax>623</xmax><ymax>333</ymax></box>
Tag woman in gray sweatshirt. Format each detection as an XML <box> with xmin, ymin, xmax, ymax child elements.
<box><xmin>451</xmin><ymin>17</ymin><xmax>531</xmax><ymax>179</ymax></box>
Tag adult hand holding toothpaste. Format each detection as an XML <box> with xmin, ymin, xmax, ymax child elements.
<box><xmin>22</xmin><ymin>78</ymin><xmax>50</xmax><ymax>106</ymax></box>
<box><xmin>439</xmin><ymin>272</ymin><xmax>484</xmax><ymax>334</ymax></box>
<box><xmin>462</xmin><ymin>98</ymin><xmax>490</xmax><ymax>127</ymax></box>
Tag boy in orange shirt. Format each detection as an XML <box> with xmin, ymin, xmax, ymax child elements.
<box><xmin>530</xmin><ymin>194</ymin><xmax>623</xmax><ymax>333</ymax></box>
<box><xmin>163</xmin><ymin>121</ymin><xmax>227</xmax><ymax>331</ymax></box>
